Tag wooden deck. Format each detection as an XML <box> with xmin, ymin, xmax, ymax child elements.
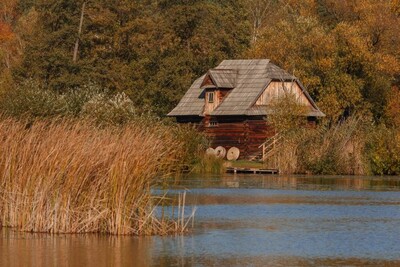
<box><xmin>226</xmin><ymin>167</ymin><xmax>279</xmax><ymax>174</ymax></box>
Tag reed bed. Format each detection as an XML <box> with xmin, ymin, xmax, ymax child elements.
<box><xmin>0</xmin><ymin>118</ymin><xmax>193</xmax><ymax>235</ymax></box>
<box><xmin>266</xmin><ymin>116</ymin><xmax>370</xmax><ymax>175</ymax></box>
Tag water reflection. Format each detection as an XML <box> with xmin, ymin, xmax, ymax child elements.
<box><xmin>166</xmin><ymin>173</ymin><xmax>400</xmax><ymax>191</ymax></box>
<box><xmin>3</xmin><ymin>227</ymin><xmax>399</xmax><ymax>267</ymax></box>
<box><xmin>2</xmin><ymin>175</ymin><xmax>400</xmax><ymax>266</ymax></box>
<box><xmin>0</xmin><ymin>230</ymin><xmax>155</xmax><ymax>267</ymax></box>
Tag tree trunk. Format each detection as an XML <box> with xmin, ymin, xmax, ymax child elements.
<box><xmin>73</xmin><ymin>2</ymin><xmax>86</xmax><ymax>62</ymax></box>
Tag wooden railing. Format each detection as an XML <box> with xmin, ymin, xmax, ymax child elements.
<box><xmin>258</xmin><ymin>132</ymin><xmax>282</xmax><ymax>161</ymax></box>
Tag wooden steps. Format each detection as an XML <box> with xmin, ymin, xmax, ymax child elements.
<box><xmin>259</xmin><ymin>132</ymin><xmax>283</xmax><ymax>161</ymax></box>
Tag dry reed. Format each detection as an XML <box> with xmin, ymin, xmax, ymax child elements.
<box><xmin>264</xmin><ymin>116</ymin><xmax>369</xmax><ymax>175</ymax></box>
<box><xmin>0</xmin><ymin>118</ymin><xmax>194</xmax><ymax>235</ymax></box>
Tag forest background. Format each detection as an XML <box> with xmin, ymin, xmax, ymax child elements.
<box><xmin>0</xmin><ymin>0</ymin><xmax>399</xmax><ymax>174</ymax></box>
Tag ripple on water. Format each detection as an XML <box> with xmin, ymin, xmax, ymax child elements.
<box><xmin>2</xmin><ymin>174</ymin><xmax>400</xmax><ymax>266</ymax></box>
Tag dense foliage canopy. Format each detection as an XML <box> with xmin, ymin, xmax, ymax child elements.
<box><xmin>0</xmin><ymin>0</ymin><xmax>399</xmax><ymax>121</ymax></box>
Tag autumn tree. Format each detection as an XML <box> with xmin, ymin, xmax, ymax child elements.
<box><xmin>14</xmin><ymin>0</ymin><xmax>250</xmax><ymax>115</ymax></box>
<box><xmin>246</xmin><ymin>0</ymin><xmax>400</xmax><ymax>122</ymax></box>
<box><xmin>0</xmin><ymin>0</ymin><xmax>21</xmax><ymax>90</ymax></box>
<box><xmin>385</xmin><ymin>86</ymin><xmax>400</xmax><ymax>128</ymax></box>
<box><xmin>2</xmin><ymin>0</ymin><xmax>399</xmax><ymax>120</ymax></box>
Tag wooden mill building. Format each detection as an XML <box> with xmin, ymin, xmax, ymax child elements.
<box><xmin>168</xmin><ymin>59</ymin><xmax>325</xmax><ymax>159</ymax></box>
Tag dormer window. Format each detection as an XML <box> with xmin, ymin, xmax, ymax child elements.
<box><xmin>208</xmin><ymin>92</ymin><xmax>215</xmax><ymax>103</ymax></box>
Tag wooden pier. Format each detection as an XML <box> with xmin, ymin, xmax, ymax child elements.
<box><xmin>226</xmin><ymin>167</ymin><xmax>279</xmax><ymax>174</ymax></box>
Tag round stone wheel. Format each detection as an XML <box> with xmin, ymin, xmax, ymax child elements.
<box><xmin>215</xmin><ymin>146</ymin><xmax>226</xmax><ymax>159</ymax></box>
<box><xmin>206</xmin><ymin>147</ymin><xmax>216</xmax><ymax>156</ymax></box>
<box><xmin>227</xmin><ymin>147</ymin><xmax>240</xmax><ymax>161</ymax></box>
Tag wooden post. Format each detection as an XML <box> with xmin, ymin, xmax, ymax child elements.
<box><xmin>244</xmin><ymin>120</ymin><xmax>249</xmax><ymax>158</ymax></box>
<box><xmin>262</xmin><ymin>143</ymin><xmax>265</xmax><ymax>161</ymax></box>
<box><xmin>274</xmin><ymin>134</ymin><xmax>277</xmax><ymax>169</ymax></box>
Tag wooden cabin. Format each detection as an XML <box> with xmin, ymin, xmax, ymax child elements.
<box><xmin>168</xmin><ymin>59</ymin><xmax>325</xmax><ymax>159</ymax></box>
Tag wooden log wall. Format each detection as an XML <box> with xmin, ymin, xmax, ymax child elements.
<box><xmin>202</xmin><ymin>116</ymin><xmax>275</xmax><ymax>159</ymax></box>
<box><xmin>176</xmin><ymin>115</ymin><xmax>316</xmax><ymax>160</ymax></box>
<box><xmin>245</xmin><ymin>119</ymin><xmax>275</xmax><ymax>157</ymax></box>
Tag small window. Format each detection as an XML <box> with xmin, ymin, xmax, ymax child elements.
<box><xmin>208</xmin><ymin>92</ymin><xmax>214</xmax><ymax>103</ymax></box>
<box><xmin>208</xmin><ymin>121</ymin><xmax>218</xmax><ymax>127</ymax></box>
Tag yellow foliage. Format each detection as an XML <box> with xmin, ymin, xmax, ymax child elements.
<box><xmin>268</xmin><ymin>93</ymin><xmax>308</xmax><ymax>135</ymax></box>
<box><xmin>376</xmin><ymin>54</ymin><xmax>400</xmax><ymax>75</ymax></box>
<box><xmin>385</xmin><ymin>87</ymin><xmax>400</xmax><ymax>128</ymax></box>
<box><xmin>392</xmin><ymin>0</ymin><xmax>400</xmax><ymax>15</ymax></box>
<box><xmin>246</xmin><ymin>0</ymin><xmax>399</xmax><ymax>121</ymax></box>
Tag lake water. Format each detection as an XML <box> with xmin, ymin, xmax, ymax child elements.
<box><xmin>2</xmin><ymin>174</ymin><xmax>400</xmax><ymax>266</ymax></box>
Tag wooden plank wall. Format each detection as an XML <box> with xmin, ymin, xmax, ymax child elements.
<box><xmin>245</xmin><ymin>120</ymin><xmax>275</xmax><ymax>157</ymax></box>
<box><xmin>203</xmin><ymin>117</ymin><xmax>274</xmax><ymax>159</ymax></box>
<box><xmin>256</xmin><ymin>81</ymin><xmax>311</xmax><ymax>106</ymax></box>
<box><xmin>176</xmin><ymin>115</ymin><xmax>316</xmax><ymax>160</ymax></box>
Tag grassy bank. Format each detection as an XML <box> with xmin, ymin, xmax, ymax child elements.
<box><xmin>0</xmin><ymin>118</ymin><xmax>198</xmax><ymax>235</ymax></box>
<box><xmin>265</xmin><ymin>116</ymin><xmax>400</xmax><ymax>176</ymax></box>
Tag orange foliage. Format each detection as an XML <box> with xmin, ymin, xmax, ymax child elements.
<box><xmin>392</xmin><ymin>0</ymin><xmax>400</xmax><ymax>15</ymax></box>
<box><xmin>0</xmin><ymin>0</ymin><xmax>19</xmax><ymax>23</ymax></box>
<box><xmin>0</xmin><ymin>22</ymin><xmax>14</xmax><ymax>41</ymax></box>
<box><xmin>386</xmin><ymin>86</ymin><xmax>400</xmax><ymax>128</ymax></box>
<box><xmin>0</xmin><ymin>0</ymin><xmax>22</xmax><ymax>74</ymax></box>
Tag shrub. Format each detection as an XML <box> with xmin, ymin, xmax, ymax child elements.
<box><xmin>192</xmin><ymin>154</ymin><xmax>226</xmax><ymax>174</ymax></box>
<box><xmin>366</xmin><ymin>125</ymin><xmax>400</xmax><ymax>175</ymax></box>
<box><xmin>0</xmin><ymin>81</ymin><xmax>137</xmax><ymax>125</ymax></box>
<box><xmin>268</xmin><ymin>92</ymin><xmax>309</xmax><ymax>136</ymax></box>
<box><xmin>0</xmin><ymin>80</ymin><xmax>66</xmax><ymax>118</ymax></box>
<box><xmin>81</xmin><ymin>91</ymin><xmax>137</xmax><ymax>126</ymax></box>
<box><xmin>171</xmin><ymin>124</ymin><xmax>209</xmax><ymax>171</ymax></box>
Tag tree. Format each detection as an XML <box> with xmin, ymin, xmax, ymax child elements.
<box><xmin>268</xmin><ymin>91</ymin><xmax>308</xmax><ymax>135</ymax></box>
<box><xmin>245</xmin><ymin>0</ymin><xmax>278</xmax><ymax>44</ymax></box>
<box><xmin>0</xmin><ymin>0</ymin><xmax>21</xmax><ymax>90</ymax></box>
<box><xmin>385</xmin><ymin>86</ymin><xmax>400</xmax><ymax>128</ymax></box>
<box><xmin>246</xmin><ymin>0</ymin><xmax>399</xmax><ymax>122</ymax></box>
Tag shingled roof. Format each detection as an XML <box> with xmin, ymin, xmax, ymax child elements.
<box><xmin>168</xmin><ymin>59</ymin><xmax>325</xmax><ymax>117</ymax></box>
<box><xmin>202</xmin><ymin>69</ymin><xmax>237</xmax><ymax>88</ymax></box>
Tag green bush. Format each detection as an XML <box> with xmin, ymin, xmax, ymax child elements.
<box><xmin>192</xmin><ymin>154</ymin><xmax>226</xmax><ymax>174</ymax></box>
<box><xmin>366</xmin><ymin>125</ymin><xmax>400</xmax><ymax>175</ymax></box>
<box><xmin>81</xmin><ymin>92</ymin><xmax>137</xmax><ymax>126</ymax></box>
<box><xmin>0</xmin><ymin>80</ymin><xmax>66</xmax><ymax>118</ymax></box>
<box><xmin>0</xmin><ymin>81</ymin><xmax>136</xmax><ymax>125</ymax></box>
<box><xmin>171</xmin><ymin>124</ymin><xmax>209</xmax><ymax>171</ymax></box>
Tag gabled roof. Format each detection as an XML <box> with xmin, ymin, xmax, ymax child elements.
<box><xmin>169</xmin><ymin>75</ymin><xmax>206</xmax><ymax>116</ymax></box>
<box><xmin>202</xmin><ymin>69</ymin><xmax>237</xmax><ymax>88</ymax></box>
<box><xmin>168</xmin><ymin>59</ymin><xmax>325</xmax><ymax>117</ymax></box>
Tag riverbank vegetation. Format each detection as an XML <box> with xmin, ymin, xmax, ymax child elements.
<box><xmin>264</xmin><ymin>96</ymin><xmax>400</xmax><ymax>175</ymax></box>
<box><xmin>0</xmin><ymin>118</ymin><xmax>202</xmax><ymax>235</ymax></box>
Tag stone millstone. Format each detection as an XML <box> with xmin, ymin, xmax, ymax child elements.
<box><xmin>227</xmin><ymin>147</ymin><xmax>240</xmax><ymax>161</ymax></box>
<box><xmin>215</xmin><ymin>146</ymin><xmax>226</xmax><ymax>159</ymax></box>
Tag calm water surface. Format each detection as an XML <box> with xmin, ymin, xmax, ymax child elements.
<box><xmin>2</xmin><ymin>175</ymin><xmax>400</xmax><ymax>266</ymax></box>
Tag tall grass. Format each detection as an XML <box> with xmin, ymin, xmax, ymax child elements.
<box><xmin>0</xmin><ymin>118</ymin><xmax>194</xmax><ymax>235</ymax></box>
<box><xmin>265</xmin><ymin>116</ymin><xmax>371</xmax><ymax>175</ymax></box>
<box><xmin>297</xmin><ymin>116</ymin><xmax>369</xmax><ymax>175</ymax></box>
<box><xmin>192</xmin><ymin>154</ymin><xmax>226</xmax><ymax>174</ymax></box>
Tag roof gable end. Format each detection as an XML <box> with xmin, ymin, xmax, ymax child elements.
<box><xmin>201</xmin><ymin>69</ymin><xmax>237</xmax><ymax>89</ymax></box>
